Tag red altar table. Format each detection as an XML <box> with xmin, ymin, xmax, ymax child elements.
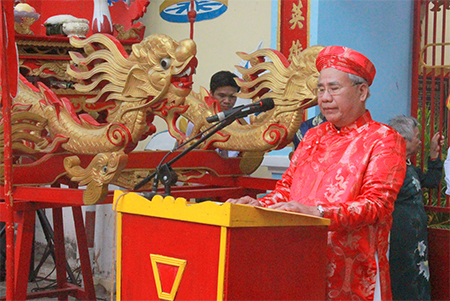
<box><xmin>114</xmin><ymin>191</ymin><xmax>330</xmax><ymax>300</ymax></box>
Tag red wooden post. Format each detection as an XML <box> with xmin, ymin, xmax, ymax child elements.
<box><xmin>0</xmin><ymin>1</ymin><xmax>18</xmax><ymax>300</ymax></box>
<box><xmin>13</xmin><ymin>211</ymin><xmax>36</xmax><ymax>301</ymax></box>
<box><xmin>72</xmin><ymin>206</ymin><xmax>96</xmax><ymax>301</ymax></box>
<box><xmin>52</xmin><ymin>207</ymin><xmax>69</xmax><ymax>301</ymax></box>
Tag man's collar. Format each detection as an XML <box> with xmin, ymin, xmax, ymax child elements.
<box><xmin>328</xmin><ymin>110</ymin><xmax>372</xmax><ymax>133</ymax></box>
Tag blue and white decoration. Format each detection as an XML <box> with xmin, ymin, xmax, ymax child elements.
<box><xmin>160</xmin><ymin>0</ymin><xmax>228</xmax><ymax>23</ymax></box>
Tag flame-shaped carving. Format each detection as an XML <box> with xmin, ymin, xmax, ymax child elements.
<box><xmin>179</xmin><ymin>45</ymin><xmax>324</xmax><ymax>155</ymax></box>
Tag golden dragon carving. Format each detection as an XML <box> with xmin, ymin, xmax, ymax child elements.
<box><xmin>164</xmin><ymin>45</ymin><xmax>324</xmax><ymax>174</ymax></box>
<box><xmin>2</xmin><ymin>33</ymin><xmax>197</xmax><ymax>204</ymax></box>
<box><xmin>1</xmin><ymin>31</ymin><xmax>322</xmax><ymax>204</ymax></box>
<box><xmin>178</xmin><ymin>46</ymin><xmax>323</xmax><ymax>150</ymax></box>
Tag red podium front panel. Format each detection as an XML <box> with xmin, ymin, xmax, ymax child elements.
<box><xmin>115</xmin><ymin>191</ymin><xmax>330</xmax><ymax>301</ymax></box>
<box><xmin>120</xmin><ymin>215</ymin><xmax>221</xmax><ymax>300</ymax></box>
<box><xmin>224</xmin><ymin>226</ymin><xmax>328</xmax><ymax>300</ymax></box>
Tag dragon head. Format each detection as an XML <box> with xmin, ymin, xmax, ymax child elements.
<box><xmin>68</xmin><ymin>33</ymin><xmax>197</xmax><ymax>111</ymax></box>
<box><xmin>124</xmin><ymin>34</ymin><xmax>198</xmax><ymax>107</ymax></box>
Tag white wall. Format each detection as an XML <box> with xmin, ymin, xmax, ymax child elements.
<box><xmin>141</xmin><ymin>0</ymin><xmax>273</xmax><ymax>93</ymax></box>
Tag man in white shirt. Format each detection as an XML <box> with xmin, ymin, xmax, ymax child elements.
<box><xmin>186</xmin><ymin>70</ymin><xmax>242</xmax><ymax>157</ymax></box>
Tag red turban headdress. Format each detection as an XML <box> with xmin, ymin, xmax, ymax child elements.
<box><xmin>316</xmin><ymin>46</ymin><xmax>376</xmax><ymax>86</ymax></box>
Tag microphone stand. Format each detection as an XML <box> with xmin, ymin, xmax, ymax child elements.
<box><xmin>133</xmin><ymin>114</ymin><xmax>238</xmax><ymax>200</ymax></box>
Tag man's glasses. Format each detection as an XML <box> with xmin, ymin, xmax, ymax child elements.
<box><xmin>316</xmin><ymin>82</ymin><xmax>363</xmax><ymax>96</ymax></box>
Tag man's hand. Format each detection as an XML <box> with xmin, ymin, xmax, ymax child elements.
<box><xmin>269</xmin><ymin>201</ymin><xmax>322</xmax><ymax>217</ymax></box>
<box><xmin>226</xmin><ymin>196</ymin><xmax>261</xmax><ymax>206</ymax></box>
<box><xmin>430</xmin><ymin>133</ymin><xmax>445</xmax><ymax>160</ymax></box>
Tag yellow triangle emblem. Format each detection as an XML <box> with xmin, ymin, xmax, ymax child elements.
<box><xmin>150</xmin><ymin>254</ymin><xmax>187</xmax><ymax>301</ymax></box>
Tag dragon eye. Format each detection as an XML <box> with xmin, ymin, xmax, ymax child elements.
<box><xmin>160</xmin><ymin>58</ymin><xmax>171</xmax><ymax>70</ymax></box>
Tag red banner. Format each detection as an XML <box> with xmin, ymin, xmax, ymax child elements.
<box><xmin>278</xmin><ymin>0</ymin><xmax>309</xmax><ymax>62</ymax></box>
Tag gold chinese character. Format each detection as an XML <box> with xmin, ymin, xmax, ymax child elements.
<box><xmin>289</xmin><ymin>0</ymin><xmax>305</xmax><ymax>30</ymax></box>
<box><xmin>289</xmin><ymin>40</ymin><xmax>304</xmax><ymax>62</ymax></box>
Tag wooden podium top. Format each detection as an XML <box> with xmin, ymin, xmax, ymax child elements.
<box><xmin>114</xmin><ymin>191</ymin><xmax>330</xmax><ymax>228</ymax></box>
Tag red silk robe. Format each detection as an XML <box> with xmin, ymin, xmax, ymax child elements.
<box><xmin>259</xmin><ymin>111</ymin><xmax>406</xmax><ymax>301</ymax></box>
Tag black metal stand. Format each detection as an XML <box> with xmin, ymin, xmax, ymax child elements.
<box><xmin>29</xmin><ymin>209</ymin><xmax>77</xmax><ymax>284</ymax></box>
<box><xmin>0</xmin><ymin>210</ymin><xmax>78</xmax><ymax>284</ymax></box>
<box><xmin>134</xmin><ymin>116</ymin><xmax>237</xmax><ymax>197</ymax></box>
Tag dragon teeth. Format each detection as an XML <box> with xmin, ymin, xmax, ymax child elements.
<box><xmin>178</xmin><ymin>67</ymin><xmax>191</xmax><ymax>77</ymax></box>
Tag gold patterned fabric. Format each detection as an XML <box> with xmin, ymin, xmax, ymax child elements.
<box><xmin>259</xmin><ymin>111</ymin><xmax>406</xmax><ymax>300</ymax></box>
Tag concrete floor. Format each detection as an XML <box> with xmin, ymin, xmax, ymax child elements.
<box><xmin>0</xmin><ymin>260</ymin><xmax>112</xmax><ymax>300</ymax></box>
<box><xmin>0</xmin><ymin>280</ymin><xmax>112</xmax><ymax>301</ymax></box>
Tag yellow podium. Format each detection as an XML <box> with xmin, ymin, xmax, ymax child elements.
<box><xmin>114</xmin><ymin>191</ymin><xmax>330</xmax><ymax>300</ymax></box>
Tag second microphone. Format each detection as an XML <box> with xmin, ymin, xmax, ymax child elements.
<box><xmin>206</xmin><ymin>98</ymin><xmax>275</xmax><ymax>123</ymax></box>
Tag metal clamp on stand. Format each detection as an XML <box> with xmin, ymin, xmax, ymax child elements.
<box><xmin>135</xmin><ymin>112</ymin><xmax>236</xmax><ymax>198</ymax></box>
<box><xmin>143</xmin><ymin>163</ymin><xmax>178</xmax><ymax>200</ymax></box>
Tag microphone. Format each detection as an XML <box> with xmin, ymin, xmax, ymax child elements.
<box><xmin>206</xmin><ymin>98</ymin><xmax>275</xmax><ymax>123</ymax></box>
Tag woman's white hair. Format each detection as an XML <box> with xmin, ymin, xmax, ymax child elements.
<box><xmin>388</xmin><ymin>115</ymin><xmax>419</xmax><ymax>141</ymax></box>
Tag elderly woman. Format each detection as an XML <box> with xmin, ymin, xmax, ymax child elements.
<box><xmin>388</xmin><ymin>115</ymin><xmax>444</xmax><ymax>301</ymax></box>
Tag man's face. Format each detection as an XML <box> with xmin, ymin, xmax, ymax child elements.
<box><xmin>317</xmin><ymin>68</ymin><xmax>368</xmax><ymax>128</ymax></box>
<box><xmin>212</xmin><ymin>86</ymin><xmax>238</xmax><ymax>111</ymax></box>
<box><xmin>406</xmin><ymin>127</ymin><xmax>421</xmax><ymax>158</ymax></box>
